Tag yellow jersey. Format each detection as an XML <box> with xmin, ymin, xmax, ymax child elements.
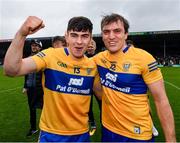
<box><xmin>93</xmin><ymin>45</ymin><xmax>162</xmax><ymax>140</ymax></box>
<box><xmin>32</xmin><ymin>47</ymin><xmax>98</xmax><ymax>135</ymax></box>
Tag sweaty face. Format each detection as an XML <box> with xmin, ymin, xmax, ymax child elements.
<box><xmin>102</xmin><ymin>20</ymin><xmax>128</xmax><ymax>53</ymax></box>
<box><xmin>66</xmin><ymin>30</ymin><xmax>91</xmax><ymax>59</ymax></box>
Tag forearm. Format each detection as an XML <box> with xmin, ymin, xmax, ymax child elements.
<box><xmin>93</xmin><ymin>89</ymin><xmax>102</xmax><ymax>100</ymax></box>
<box><xmin>155</xmin><ymin>100</ymin><xmax>176</xmax><ymax>142</ymax></box>
<box><xmin>93</xmin><ymin>81</ymin><xmax>102</xmax><ymax>100</ymax></box>
<box><xmin>148</xmin><ymin>80</ymin><xmax>176</xmax><ymax>142</ymax></box>
<box><xmin>4</xmin><ymin>32</ymin><xmax>26</xmax><ymax>76</ymax></box>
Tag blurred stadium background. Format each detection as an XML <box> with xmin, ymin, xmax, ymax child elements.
<box><xmin>1</xmin><ymin>30</ymin><xmax>180</xmax><ymax>66</ymax></box>
<box><xmin>0</xmin><ymin>30</ymin><xmax>179</xmax><ymax>141</ymax></box>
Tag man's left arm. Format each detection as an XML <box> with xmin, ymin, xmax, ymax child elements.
<box><xmin>93</xmin><ymin>73</ymin><xmax>102</xmax><ymax>100</ymax></box>
<box><xmin>148</xmin><ymin>79</ymin><xmax>176</xmax><ymax>142</ymax></box>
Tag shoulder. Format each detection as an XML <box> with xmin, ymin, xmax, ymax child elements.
<box><xmin>131</xmin><ymin>46</ymin><xmax>155</xmax><ymax>61</ymax></box>
<box><xmin>132</xmin><ymin>46</ymin><xmax>152</xmax><ymax>56</ymax></box>
<box><xmin>132</xmin><ymin>47</ymin><xmax>159</xmax><ymax>73</ymax></box>
<box><xmin>37</xmin><ymin>47</ymin><xmax>66</xmax><ymax>58</ymax></box>
<box><xmin>83</xmin><ymin>56</ymin><xmax>96</xmax><ymax>68</ymax></box>
<box><xmin>41</xmin><ymin>47</ymin><xmax>55</xmax><ymax>54</ymax></box>
<box><xmin>93</xmin><ymin>50</ymin><xmax>108</xmax><ymax>61</ymax></box>
<box><xmin>35</xmin><ymin>47</ymin><xmax>54</xmax><ymax>57</ymax></box>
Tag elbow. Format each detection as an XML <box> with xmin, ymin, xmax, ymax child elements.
<box><xmin>3</xmin><ymin>64</ymin><xmax>18</xmax><ymax>77</ymax></box>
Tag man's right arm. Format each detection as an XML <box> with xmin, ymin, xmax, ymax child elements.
<box><xmin>3</xmin><ymin>16</ymin><xmax>45</xmax><ymax>76</ymax></box>
<box><xmin>3</xmin><ymin>32</ymin><xmax>37</xmax><ymax>76</ymax></box>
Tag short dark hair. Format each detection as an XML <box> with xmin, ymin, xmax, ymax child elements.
<box><xmin>52</xmin><ymin>36</ymin><xmax>66</xmax><ymax>46</ymax></box>
<box><xmin>101</xmin><ymin>13</ymin><xmax>129</xmax><ymax>33</ymax></box>
<box><xmin>30</xmin><ymin>39</ymin><xmax>42</xmax><ymax>48</ymax></box>
<box><xmin>67</xmin><ymin>16</ymin><xmax>93</xmax><ymax>33</ymax></box>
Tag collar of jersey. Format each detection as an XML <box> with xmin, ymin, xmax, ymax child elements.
<box><xmin>122</xmin><ymin>44</ymin><xmax>131</xmax><ymax>53</ymax></box>
<box><xmin>63</xmin><ymin>47</ymin><xmax>87</xmax><ymax>65</ymax></box>
<box><xmin>64</xmin><ymin>47</ymin><xmax>69</xmax><ymax>55</ymax></box>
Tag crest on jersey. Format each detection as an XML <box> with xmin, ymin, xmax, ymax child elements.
<box><xmin>134</xmin><ymin>126</ymin><xmax>141</xmax><ymax>134</ymax></box>
<box><xmin>123</xmin><ymin>62</ymin><xmax>131</xmax><ymax>72</ymax></box>
<box><xmin>86</xmin><ymin>68</ymin><xmax>92</xmax><ymax>75</ymax></box>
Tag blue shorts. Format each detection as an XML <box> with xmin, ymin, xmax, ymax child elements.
<box><xmin>39</xmin><ymin>130</ymin><xmax>90</xmax><ymax>142</ymax></box>
<box><xmin>102</xmin><ymin>126</ymin><xmax>154</xmax><ymax>142</ymax></box>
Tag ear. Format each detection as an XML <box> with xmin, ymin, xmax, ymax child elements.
<box><xmin>65</xmin><ymin>31</ymin><xmax>68</xmax><ymax>40</ymax></box>
<box><xmin>124</xmin><ymin>32</ymin><xmax>128</xmax><ymax>40</ymax></box>
<box><xmin>64</xmin><ymin>31</ymin><xmax>69</xmax><ymax>46</ymax></box>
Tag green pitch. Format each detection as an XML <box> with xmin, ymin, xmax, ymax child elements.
<box><xmin>0</xmin><ymin>67</ymin><xmax>179</xmax><ymax>141</ymax></box>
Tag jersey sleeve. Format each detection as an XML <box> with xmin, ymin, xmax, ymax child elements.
<box><xmin>141</xmin><ymin>51</ymin><xmax>163</xmax><ymax>84</ymax></box>
<box><xmin>31</xmin><ymin>48</ymin><xmax>52</xmax><ymax>72</ymax></box>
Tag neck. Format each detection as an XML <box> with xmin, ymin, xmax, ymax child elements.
<box><xmin>121</xmin><ymin>44</ymin><xmax>128</xmax><ymax>51</ymax></box>
<box><xmin>108</xmin><ymin>44</ymin><xmax>128</xmax><ymax>55</ymax></box>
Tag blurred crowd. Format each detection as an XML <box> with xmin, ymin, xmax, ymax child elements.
<box><xmin>156</xmin><ymin>55</ymin><xmax>180</xmax><ymax>66</ymax></box>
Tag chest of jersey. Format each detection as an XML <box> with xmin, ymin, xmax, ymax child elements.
<box><xmin>97</xmin><ymin>54</ymin><xmax>147</xmax><ymax>95</ymax></box>
<box><xmin>45</xmin><ymin>55</ymin><xmax>96</xmax><ymax>96</ymax></box>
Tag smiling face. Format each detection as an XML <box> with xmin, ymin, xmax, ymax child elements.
<box><xmin>102</xmin><ymin>20</ymin><xmax>128</xmax><ymax>53</ymax></box>
<box><xmin>87</xmin><ymin>40</ymin><xmax>96</xmax><ymax>55</ymax></box>
<box><xmin>65</xmin><ymin>30</ymin><xmax>91</xmax><ymax>59</ymax></box>
<box><xmin>31</xmin><ymin>43</ymin><xmax>41</xmax><ymax>53</ymax></box>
